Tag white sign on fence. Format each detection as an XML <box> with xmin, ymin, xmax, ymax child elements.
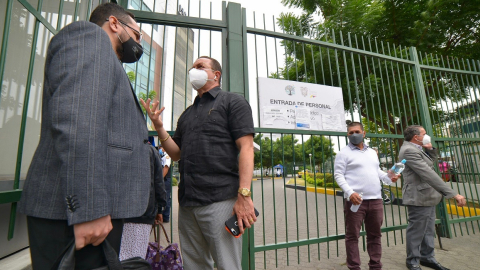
<box><xmin>258</xmin><ymin>77</ymin><xmax>346</xmax><ymax>132</ymax></box>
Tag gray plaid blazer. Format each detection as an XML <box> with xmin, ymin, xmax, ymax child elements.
<box><xmin>399</xmin><ymin>141</ymin><xmax>456</xmax><ymax>206</ymax></box>
<box><xmin>18</xmin><ymin>21</ymin><xmax>151</xmax><ymax>225</ymax></box>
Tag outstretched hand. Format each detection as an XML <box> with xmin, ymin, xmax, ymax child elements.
<box><xmin>140</xmin><ymin>98</ymin><xmax>165</xmax><ymax>129</ymax></box>
<box><xmin>454</xmin><ymin>194</ymin><xmax>466</xmax><ymax>207</ymax></box>
<box><xmin>387</xmin><ymin>170</ymin><xmax>401</xmax><ymax>182</ymax></box>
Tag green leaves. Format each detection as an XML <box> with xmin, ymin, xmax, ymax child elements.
<box><xmin>254</xmin><ymin>134</ymin><xmax>336</xmax><ymax>173</ymax></box>
<box><xmin>280</xmin><ymin>0</ymin><xmax>480</xmax><ymax>59</ymax></box>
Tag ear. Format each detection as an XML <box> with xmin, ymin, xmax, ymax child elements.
<box><xmin>214</xmin><ymin>70</ymin><xmax>221</xmax><ymax>81</ymax></box>
<box><xmin>106</xmin><ymin>16</ymin><xmax>121</xmax><ymax>34</ymax></box>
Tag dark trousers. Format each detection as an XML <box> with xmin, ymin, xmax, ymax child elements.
<box><xmin>406</xmin><ymin>205</ymin><xmax>436</xmax><ymax>265</ymax></box>
<box><xmin>27</xmin><ymin>216</ymin><xmax>123</xmax><ymax>270</ymax></box>
<box><xmin>344</xmin><ymin>199</ymin><xmax>384</xmax><ymax>270</ymax></box>
<box><xmin>162</xmin><ymin>177</ymin><xmax>172</xmax><ymax>221</ymax></box>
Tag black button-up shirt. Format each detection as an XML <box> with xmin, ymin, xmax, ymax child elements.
<box><xmin>172</xmin><ymin>87</ymin><xmax>255</xmax><ymax>206</ymax></box>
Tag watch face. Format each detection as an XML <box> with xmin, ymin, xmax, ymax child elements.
<box><xmin>239</xmin><ymin>188</ymin><xmax>251</xmax><ymax>196</ymax></box>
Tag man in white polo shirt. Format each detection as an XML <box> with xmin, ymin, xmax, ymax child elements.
<box><xmin>334</xmin><ymin>121</ymin><xmax>400</xmax><ymax>270</ymax></box>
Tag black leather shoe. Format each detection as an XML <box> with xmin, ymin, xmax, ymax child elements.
<box><xmin>406</xmin><ymin>263</ymin><xmax>422</xmax><ymax>270</ymax></box>
<box><xmin>419</xmin><ymin>260</ymin><xmax>450</xmax><ymax>270</ymax></box>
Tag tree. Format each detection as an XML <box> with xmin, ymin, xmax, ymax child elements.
<box><xmin>302</xmin><ymin>135</ymin><xmax>337</xmax><ymax>172</ymax></box>
<box><xmin>254</xmin><ymin>133</ymin><xmax>336</xmax><ymax>174</ymax></box>
<box><xmin>128</xmin><ymin>71</ymin><xmax>157</xmax><ymax>115</ymax></box>
<box><xmin>281</xmin><ymin>0</ymin><xmax>480</xmax><ymax>60</ymax></box>
<box><xmin>276</xmin><ymin>0</ymin><xmax>479</xmax><ymax>135</ymax></box>
<box><xmin>254</xmin><ymin>133</ymin><xmax>273</xmax><ymax>169</ymax></box>
<box><xmin>137</xmin><ymin>90</ymin><xmax>157</xmax><ymax>115</ymax></box>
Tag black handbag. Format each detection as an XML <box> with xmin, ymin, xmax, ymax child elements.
<box><xmin>55</xmin><ymin>239</ymin><xmax>152</xmax><ymax>270</ymax></box>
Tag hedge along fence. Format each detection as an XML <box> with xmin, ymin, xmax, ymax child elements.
<box><xmin>304</xmin><ymin>173</ymin><xmax>339</xmax><ymax>188</ymax></box>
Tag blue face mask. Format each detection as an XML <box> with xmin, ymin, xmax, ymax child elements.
<box><xmin>159</xmin><ymin>149</ymin><xmax>164</xmax><ymax>156</ymax></box>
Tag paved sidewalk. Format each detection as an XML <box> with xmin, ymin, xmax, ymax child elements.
<box><xmin>2</xmin><ymin>232</ymin><xmax>480</xmax><ymax>269</ymax></box>
<box><xmin>253</xmin><ymin>231</ymin><xmax>480</xmax><ymax>269</ymax></box>
<box><xmin>3</xmin><ymin>182</ymin><xmax>480</xmax><ymax>270</ymax></box>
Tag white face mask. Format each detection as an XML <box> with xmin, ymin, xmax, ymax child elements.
<box><xmin>416</xmin><ymin>133</ymin><xmax>431</xmax><ymax>145</ymax></box>
<box><xmin>189</xmin><ymin>68</ymin><xmax>215</xmax><ymax>90</ymax></box>
<box><xmin>422</xmin><ymin>134</ymin><xmax>431</xmax><ymax>145</ymax></box>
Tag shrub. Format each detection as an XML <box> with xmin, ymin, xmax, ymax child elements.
<box><xmin>325</xmin><ymin>182</ymin><xmax>340</xmax><ymax>188</ymax></box>
<box><xmin>304</xmin><ymin>174</ymin><xmax>325</xmax><ymax>187</ymax></box>
<box><xmin>322</xmin><ymin>173</ymin><xmax>334</xmax><ymax>183</ymax></box>
<box><xmin>172</xmin><ymin>177</ymin><xmax>178</xmax><ymax>186</ymax></box>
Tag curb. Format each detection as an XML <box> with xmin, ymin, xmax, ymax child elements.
<box><xmin>284</xmin><ymin>184</ymin><xmax>479</xmax><ymax>217</ymax></box>
<box><xmin>446</xmin><ymin>204</ymin><xmax>480</xmax><ymax>217</ymax></box>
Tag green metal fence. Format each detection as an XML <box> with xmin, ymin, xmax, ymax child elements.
<box><xmin>0</xmin><ymin>0</ymin><xmax>479</xmax><ymax>268</ymax></box>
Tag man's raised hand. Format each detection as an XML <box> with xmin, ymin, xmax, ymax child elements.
<box><xmin>140</xmin><ymin>98</ymin><xmax>165</xmax><ymax>128</ymax></box>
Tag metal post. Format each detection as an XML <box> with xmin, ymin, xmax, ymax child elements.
<box><xmin>309</xmin><ymin>153</ymin><xmax>313</xmax><ymax>172</ymax></box>
<box><xmin>409</xmin><ymin>47</ymin><xmax>451</xmax><ymax>238</ymax></box>
<box><xmin>225</xmin><ymin>2</ymin><xmax>245</xmax><ymax>96</ymax></box>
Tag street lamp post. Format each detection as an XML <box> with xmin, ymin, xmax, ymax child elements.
<box><xmin>309</xmin><ymin>153</ymin><xmax>313</xmax><ymax>172</ymax></box>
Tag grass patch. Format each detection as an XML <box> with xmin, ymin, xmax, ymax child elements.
<box><xmin>286</xmin><ymin>178</ymin><xmax>316</xmax><ymax>188</ymax></box>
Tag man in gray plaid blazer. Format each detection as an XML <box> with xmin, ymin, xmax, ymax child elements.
<box><xmin>18</xmin><ymin>3</ymin><xmax>150</xmax><ymax>269</ymax></box>
<box><xmin>399</xmin><ymin>125</ymin><xmax>466</xmax><ymax>270</ymax></box>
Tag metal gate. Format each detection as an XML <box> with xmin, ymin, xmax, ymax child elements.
<box><xmin>1</xmin><ymin>0</ymin><xmax>479</xmax><ymax>268</ymax></box>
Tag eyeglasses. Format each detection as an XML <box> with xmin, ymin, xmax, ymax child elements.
<box><xmin>106</xmin><ymin>17</ymin><xmax>143</xmax><ymax>42</ymax></box>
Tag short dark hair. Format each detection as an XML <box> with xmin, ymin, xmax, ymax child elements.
<box><xmin>347</xmin><ymin>121</ymin><xmax>363</xmax><ymax>131</ymax></box>
<box><xmin>199</xmin><ymin>56</ymin><xmax>222</xmax><ymax>84</ymax></box>
<box><xmin>89</xmin><ymin>3</ymin><xmax>135</xmax><ymax>27</ymax></box>
<box><xmin>404</xmin><ymin>125</ymin><xmax>423</xmax><ymax>141</ymax></box>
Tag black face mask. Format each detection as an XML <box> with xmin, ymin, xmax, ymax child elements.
<box><xmin>118</xmin><ymin>35</ymin><xmax>143</xmax><ymax>63</ymax></box>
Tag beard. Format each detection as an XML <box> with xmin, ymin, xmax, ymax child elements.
<box><xmin>114</xmin><ymin>32</ymin><xmax>126</xmax><ymax>60</ymax></box>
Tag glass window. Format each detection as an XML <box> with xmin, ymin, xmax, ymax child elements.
<box><xmin>25</xmin><ymin>0</ymin><xmax>38</xmax><ymax>10</ymax></box>
<box><xmin>0</xmin><ymin>1</ymin><xmax>7</xmax><ymax>53</ymax></box>
<box><xmin>40</xmin><ymin>0</ymin><xmax>61</xmax><ymax>26</ymax></box>
<box><xmin>0</xmin><ymin>2</ymin><xmax>37</xmax><ymax>183</ymax></box>
<box><xmin>21</xmin><ymin>24</ymin><xmax>54</xmax><ymax>181</ymax></box>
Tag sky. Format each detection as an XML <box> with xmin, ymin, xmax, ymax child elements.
<box><xmin>216</xmin><ymin>0</ymin><xmax>304</xmax><ymax>18</ymax></box>
<box><xmin>140</xmin><ymin>0</ymin><xmax>352</xmax><ymax>152</ymax></box>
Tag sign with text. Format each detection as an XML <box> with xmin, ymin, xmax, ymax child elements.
<box><xmin>258</xmin><ymin>77</ymin><xmax>346</xmax><ymax>132</ymax></box>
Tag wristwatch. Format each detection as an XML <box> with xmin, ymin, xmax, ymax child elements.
<box><xmin>238</xmin><ymin>188</ymin><xmax>251</xmax><ymax>197</ymax></box>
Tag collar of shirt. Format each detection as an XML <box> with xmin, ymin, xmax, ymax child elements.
<box><xmin>408</xmin><ymin>141</ymin><xmax>423</xmax><ymax>151</ymax></box>
<box><xmin>194</xmin><ymin>86</ymin><xmax>221</xmax><ymax>104</ymax></box>
<box><xmin>348</xmin><ymin>142</ymin><xmax>369</xmax><ymax>152</ymax></box>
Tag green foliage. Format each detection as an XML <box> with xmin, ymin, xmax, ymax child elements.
<box><xmin>172</xmin><ymin>177</ymin><xmax>178</xmax><ymax>186</ymax></box>
<box><xmin>281</xmin><ymin>0</ymin><xmax>480</xmax><ymax>60</ymax></box>
<box><xmin>127</xmin><ymin>71</ymin><xmax>136</xmax><ymax>83</ymax></box>
<box><xmin>325</xmin><ymin>182</ymin><xmax>339</xmax><ymax>188</ymax></box>
<box><xmin>254</xmin><ymin>134</ymin><xmax>336</xmax><ymax>173</ymax></box>
<box><xmin>128</xmin><ymin>71</ymin><xmax>157</xmax><ymax>116</ymax></box>
<box><xmin>137</xmin><ymin>90</ymin><xmax>157</xmax><ymax>115</ymax></box>
<box><xmin>277</xmin><ymin>0</ymin><xmax>479</xmax><ymax>135</ymax></box>
<box><xmin>304</xmin><ymin>172</ymin><xmax>337</xmax><ymax>187</ymax></box>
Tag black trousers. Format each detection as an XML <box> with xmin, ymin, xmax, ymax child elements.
<box><xmin>27</xmin><ymin>216</ymin><xmax>124</xmax><ymax>270</ymax></box>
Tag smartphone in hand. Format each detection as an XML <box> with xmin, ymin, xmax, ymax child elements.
<box><xmin>225</xmin><ymin>208</ymin><xmax>259</xmax><ymax>238</ymax></box>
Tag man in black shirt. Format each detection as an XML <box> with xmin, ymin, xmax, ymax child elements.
<box><xmin>141</xmin><ymin>56</ymin><xmax>256</xmax><ymax>270</ymax></box>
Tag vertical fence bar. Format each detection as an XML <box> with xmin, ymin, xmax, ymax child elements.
<box><xmin>409</xmin><ymin>47</ymin><xmax>451</xmax><ymax>237</ymax></box>
<box><xmin>56</xmin><ymin>0</ymin><xmax>65</xmax><ymax>30</ymax></box>
<box><xmin>0</xmin><ymin>0</ymin><xmax>14</xmax><ymax>99</ymax></box>
<box><xmin>225</xmin><ymin>2</ymin><xmax>243</xmax><ymax>95</ymax></box>
<box><xmin>9</xmin><ymin>0</ymin><xmax>44</xmax><ymax>240</ymax></box>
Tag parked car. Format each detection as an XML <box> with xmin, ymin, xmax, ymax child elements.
<box><xmin>297</xmin><ymin>169</ymin><xmax>310</xmax><ymax>178</ymax></box>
